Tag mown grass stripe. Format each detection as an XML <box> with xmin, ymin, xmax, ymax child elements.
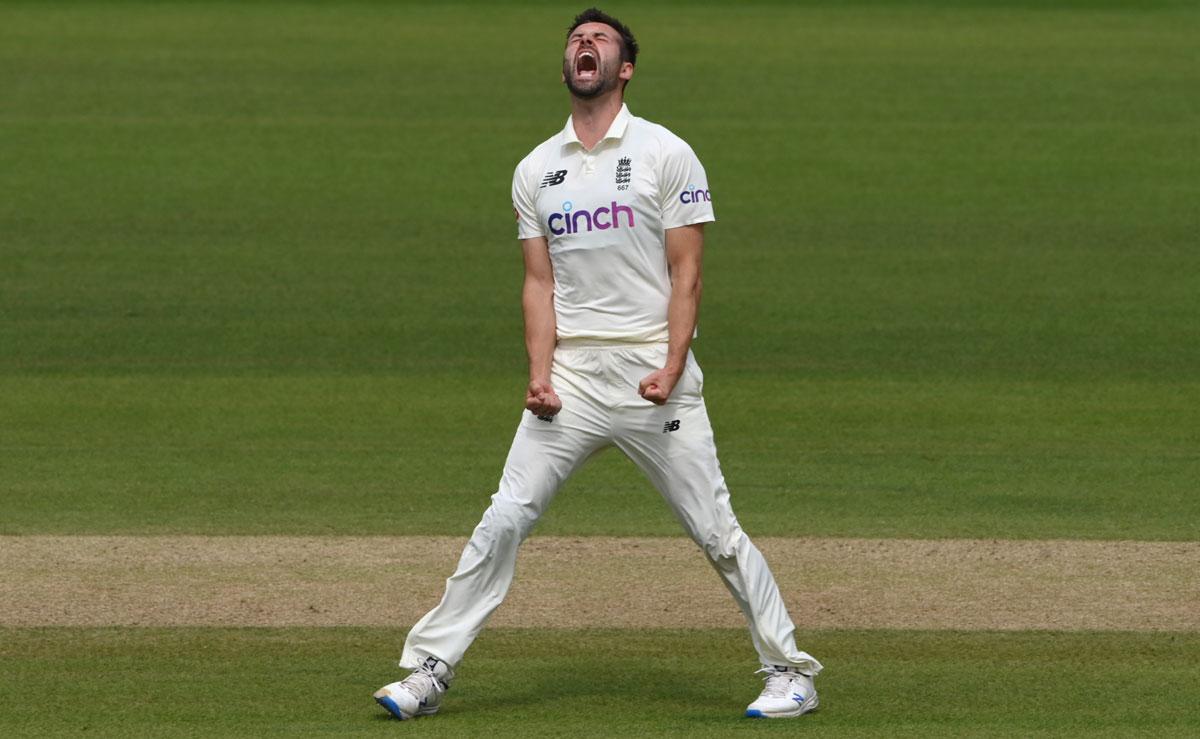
<box><xmin>3</xmin><ymin>627</ymin><xmax>1198</xmax><ymax>737</ymax></box>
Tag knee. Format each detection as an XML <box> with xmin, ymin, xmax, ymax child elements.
<box><xmin>477</xmin><ymin>493</ymin><xmax>540</xmax><ymax>543</ymax></box>
<box><xmin>698</xmin><ymin>525</ymin><xmax>747</xmax><ymax>563</ymax></box>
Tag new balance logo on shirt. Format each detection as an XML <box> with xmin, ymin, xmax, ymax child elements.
<box><xmin>540</xmin><ymin>169</ymin><xmax>567</xmax><ymax>188</ymax></box>
<box><xmin>663</xmin><ymin>420</ymin><xmax>681</xmax><ymax>433</ymax></box>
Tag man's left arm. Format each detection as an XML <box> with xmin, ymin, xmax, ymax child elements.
<box><xmin>639</xmin><ymin>223</ymin><xmax>704</xmax><ymax>404</ymax></box>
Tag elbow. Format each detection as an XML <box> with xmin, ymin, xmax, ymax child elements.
<box><xmin>669</xmin><ymin>264</ymin><xmax>702</xmax><ymax>297</ymax></box>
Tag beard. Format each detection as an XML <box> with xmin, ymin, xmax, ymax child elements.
<box><xmin>563</xmin><ymin>56</ymin><xmax>621</xmax><ymax>99</ymax></box>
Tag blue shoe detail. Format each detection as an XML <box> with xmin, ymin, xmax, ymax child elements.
<box><xmin>793</xmin><ymin>693</ymin><xmax>806</xmax><ymax>704</ymax></box>
<box><xmin>376</xmin><ymin>695</ymin><xmax>406</xmax><ymax>720</ymax></box>
<box><xmin>745</xmin><ymin>709</ymin><xmax>765</xmax><ymax>718</ymax></box>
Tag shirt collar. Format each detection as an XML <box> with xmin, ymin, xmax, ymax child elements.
<box><xmin>562</xmin><ymin>103</ymin><xmax>632</xmax><ymax>149</ymax></box>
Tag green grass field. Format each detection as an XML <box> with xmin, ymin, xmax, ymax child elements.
<box><xmin>5</xmin><ymin>628</ymin><xmax>1200</xmax><ymax>737</ymax></box>
<box><xmin>2</xmin><ymin>0</ymin><xmax>1198</xmax><ymax>735</ymax></box>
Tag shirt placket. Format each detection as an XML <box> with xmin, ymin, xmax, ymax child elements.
<box><xmin>581</xmin><ymin>143</ymin><xmax>600</xmax><ymax>178</ymax></box>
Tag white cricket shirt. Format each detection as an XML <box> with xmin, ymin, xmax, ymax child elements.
<box><xmin>512</xmin><ymin>104</ymin><xmax>715</xmax><ymax>343</ymax></box>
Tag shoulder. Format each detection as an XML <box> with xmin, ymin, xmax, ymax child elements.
<box><xmin>627</xmin><ymin>115</ymin><xmax>698</xmax><ymax>160</ymax></box>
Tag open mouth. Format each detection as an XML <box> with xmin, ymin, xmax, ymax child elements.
<box><xmin>576</xmin><ymin>50</ymin><xmax>598</xmax><ymax>79</ymax></box>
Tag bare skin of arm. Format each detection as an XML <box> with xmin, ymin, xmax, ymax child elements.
<box><xmin>639</xmin><ymin>223</ymin><xmax>704</xmax><ymax>404</ymax></box>
<box><xmin>521</xmin><ymin>236</ymin><xmax>562</xmax><ymax>417</ymax></box>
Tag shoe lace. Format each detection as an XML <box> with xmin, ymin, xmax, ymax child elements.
<box><xmin>755</xmin><ymin>667</ymin><xmax>796</xmax><ymax>698</ymax></box>
<box><xmin>399</xmin><ymin>667</ymin><xmax>445</xmax><ymax>699</ymax></box>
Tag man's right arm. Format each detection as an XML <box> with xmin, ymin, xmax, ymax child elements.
<box><xmin>522</xmin><ymin>236</ymin><xmax>561</xmax><ymax>417</ymax></box>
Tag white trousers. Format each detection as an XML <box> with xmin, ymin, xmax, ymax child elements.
<box><xmin>401</xmin><ymin>342</ymin><xmax>822</xmax><ymax>678</ymax></box>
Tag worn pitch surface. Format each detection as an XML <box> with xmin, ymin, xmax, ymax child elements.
<box><xmin>6</xmin><ymin>535</ymin><xmax>1197</xmax><ymax>630</ymax></box>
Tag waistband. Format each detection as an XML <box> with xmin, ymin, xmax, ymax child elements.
<box><xmin>556</xmin><ymin>338</ymin><xmax>668</xmax><ymax>350</ymax></box>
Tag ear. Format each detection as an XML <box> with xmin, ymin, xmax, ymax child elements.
<box><xmin>619</xmin><ymin>62</ymin><xmax>634</xmax><ymax>82</ymax></box>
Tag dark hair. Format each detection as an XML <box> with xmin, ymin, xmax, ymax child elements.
<box><xmin>567</xmin><ymin>8</ymin><xmax>638</xmax><ymax>67</ymax></box>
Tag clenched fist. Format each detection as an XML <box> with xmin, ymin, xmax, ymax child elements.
<box><xmin>525</xmin><ymin>379</ymin><xmax>562</xmax><ymax>417</ymax></box>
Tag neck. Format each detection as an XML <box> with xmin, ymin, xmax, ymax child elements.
<box><xmin>570</xmin><ymin>90</ymin><xmax>624</xmax><ymax>150</ymax></box>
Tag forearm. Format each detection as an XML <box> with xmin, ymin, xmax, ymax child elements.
<box><xmin>665</xmin><ymin>273</ymin><xmax>700</xmax><ymax>374</ymax></box>
<box><xmin>523</xmin><ymin>281</ymin><xmax>557</xmax><ymax>382</ymax></box>
<box><xmin>663</xmin><ymin>224</ymin><xmax>704</xmax><ymax>375</ymax></box>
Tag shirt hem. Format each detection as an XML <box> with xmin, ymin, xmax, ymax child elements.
<box><xmin>556</xmin><ymin>337</ymin><xmax>668</xmax><ymax>350</ymax></box>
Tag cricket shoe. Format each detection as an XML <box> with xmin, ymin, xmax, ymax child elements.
<box><xmin>745</xmin><ymin>665</ymin><xmax>819</xmax><ymax>718</ymax></box>
<box><xmin>373</xmin><ymin>656</ymin><xmax>451</xmax><ymax>720</ymax></box>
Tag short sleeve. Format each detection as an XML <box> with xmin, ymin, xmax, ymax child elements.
<box><xmin>658</xmin><ymin>141</ymin><xmax>716</xmax><ymax>230</ymax></box>
<box><xmin>512</xmin><ymin>160</ymin><xmax>545</xmax><ymax>239</ymax></box>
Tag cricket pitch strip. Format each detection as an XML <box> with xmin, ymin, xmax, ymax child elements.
<box><xmin>3</xmin><ymin>536</ymin><xmax>1196</xmax><ymax>631</ymax></box>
